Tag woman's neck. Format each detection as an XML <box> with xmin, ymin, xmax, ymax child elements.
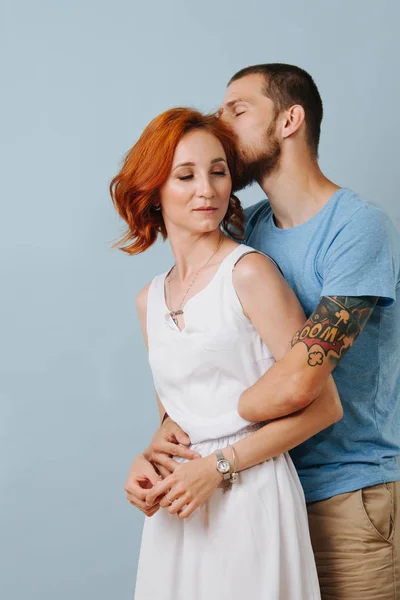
<box><xmin>168</xmin><ymin>228</ymin><xmax>225</xmax><ymax>282</ymax></box>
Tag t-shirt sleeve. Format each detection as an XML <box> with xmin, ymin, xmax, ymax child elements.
<box><xmin>321</xmin><ymin>206</ymin><xmax>400</xmax><ymax>307</ymax></box>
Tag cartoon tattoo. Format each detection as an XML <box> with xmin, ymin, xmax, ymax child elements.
<box><xmin>291</xmin><ymin>296</ymin><xmax>378</xmax><ymax>367</ymax></box>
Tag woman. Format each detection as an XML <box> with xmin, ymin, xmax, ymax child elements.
<box><xmin>110</xmin><ymin>108</ymin><xmax>342</xmax><ymax>599</ymax></box>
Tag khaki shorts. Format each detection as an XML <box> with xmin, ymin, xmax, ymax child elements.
<box><xmin>307</xmin><ymin>481</ymin><xmax>400</xmax><ymax>599</ymax></box>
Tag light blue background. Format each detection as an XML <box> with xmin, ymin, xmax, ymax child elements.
<box><xmin>1</xmin><ymin>1</ymin><xmax>399</xmax><ymax>598</ymax></box>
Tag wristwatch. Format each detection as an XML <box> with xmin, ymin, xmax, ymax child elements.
<box><xmin>214</xmin><ymin>449</ymin><xmax>231</xmax><ymax>480</ymax></box>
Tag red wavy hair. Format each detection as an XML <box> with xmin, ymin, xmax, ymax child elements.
<box><xmin>110</xmin><ymin>107</ymin><xmax>244</xmax><ymax>255</ymax></box>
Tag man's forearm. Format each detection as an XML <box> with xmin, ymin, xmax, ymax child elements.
<box><xmin>239</xmin><ymin>295</ymin><xmax>378</xmax><ymax>424</ymax></box>
<box><xmin>238</xmin><ymin>345</ymin><xmax>321</xmax><ymax>422</ymax></box>
<box><xmin>232</xmin><ymin>378</ymin><xmax>341</xmax><ymax>472</ymax></box>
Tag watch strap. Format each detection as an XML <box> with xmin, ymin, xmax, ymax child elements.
<box><xmin>214</xmin><ymin>449</ymin><xmax>225</xmax><ymax>461</ymax></box>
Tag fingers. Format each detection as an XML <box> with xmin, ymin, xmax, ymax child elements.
<box><xmin>159</xmin><ymin>495</ymin><xmax>171</xmax><ymax>509</ymax></box>
<box><xmin>145</xmin><ymin>434</ymin><xmax>182</xmax><ymax>462</ymax></box>
<box><xmin>159</xmin><ymin>491</ymin><xmax>196</xmax><ymax>518</ymax></box>
<box><xmin>159</xmin><ymin>492</ymin><xmax>179</xmax><ymax>509</ymax></box>
<box><xmin>147</xmin><ymin>442</ymin><xmax>187</xmax><ymax>461</ymax></box>
<box><xmin>145</xmin><ymin>505</ymin><xmax>160</xmax><ymax>517</ymax></box>
<box><xmin>176</xmin><ymin>500</ymin><xmax>197</xmax><ymax>519</ymax></box>
<box><xmin>142</xmin><ymin>461</ymin><xmax>164</xmax><ymax>487</ymax></box>
<box><xmin>164</xmin><ymin>422</ymin><xmax>192</xmax><ymax>446</ymax></box>
<box><xmin>124</xmin><ymin>455</ymin><xmax>164</xmax><ymax>516</ymax></box>
<box><xmin>151</xmin><ymin>454</ymin><xmax>179</xmax><ymax>473</ymax></box>
<box><xmin>157</xmin><ymin>485</ymin><xmax>189</xmax><ymax>514</ymax></box>
<box><xmin>125</xmin><ymin>477</ymin><xmax>163</xmax><ymax>508</ymax></box>
<box><xmin>142</xmin><ymin>446</ymin><xmax>152</xmax><ymax>462</ymax></box>
<box><xmin>147</xmin><ymin>486</ymin><xmax>197</xmax><ymax>519</ymax></box>
<box><xmin>145</xmin><ymin>476</ymin><xmax>172</xmax><ymax>506</ymax></box>
<box><xmin>173</xmin><ymin>431</ymin><xmax>191</xmax><ymax>445</ymax></box>
<box><xmin>171</xmin><ymin>444</ymin><xmax>202</xmax><ymax>461</ymax></box>
<box><xmin>127</xmin><ymin>492</ymin><xmax>159</xmax><ymax>514</ymax></box>
<box><xmin>154</xmin><ymin>463</ymin><xmax>172</xmax><ymax>480</ymax></box>
<box><xmin>145</xmin><ymin>484</ymin><xmax>168</xmax><ymax>507</ymax></box>
<box><xmin>165</xmin><ymin>442</ymin><xmax>192</xmax><ymax>458</ymax></box>
<box><xmin>130</xmin><ymin>500</ymin><xmax>160</xmax><ymax>517</ymax></box>
<box><xmin>145</xmin><ymin>427</ymin><xmax>200</xmax><ymax>462</ymax></box>
<box><xmin>163</xmin><ymin>419</ymin><xmax>189</xmax><ymax>437</ymax></box>
<box><xmin>150</xmin><ymin>445</ymin><xmax>200</xmax><ymax>464</ymax></box>
<box><xmin>125</xmin><ymin>482</ymin><xmax>148</xmax><ymax>502</ymax></box>
<box><xmin>168</xmin><ymin>493</ymin><xmax>191</xmax><ymax>515</ymax></box>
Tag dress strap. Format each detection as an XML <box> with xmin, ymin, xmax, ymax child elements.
<box><xmin>222</xmin><ymin>244</ymin><xmax>283</xmax><ymax>275</ymax></box>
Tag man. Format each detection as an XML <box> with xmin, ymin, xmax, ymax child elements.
<box><xmin>126</xmin><ymin>64</ymin><xmax>400</xmax><ymax>599</ymax></box>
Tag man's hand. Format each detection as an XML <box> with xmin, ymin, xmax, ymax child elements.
<box><xmin>124</xmin><ymin>453</ymin><xmax>163</xmax><ymax>517</ymax></box>
<box><xmin>143</xmin><ymin>418</ymin><xmax>201</xmax><ymax>478</ymax></box>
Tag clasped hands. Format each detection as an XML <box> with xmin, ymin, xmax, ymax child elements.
<box><xmin>125</xmin><ymin>419</ymin><xmax>223</xmax><ymax>519</ymax></box>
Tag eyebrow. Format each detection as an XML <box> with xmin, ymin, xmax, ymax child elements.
<box><xmin>225</xmin><ymin>97</ymin><xmax>249</xmax><ymax>109</ymax></box>
<box><xmin>173</xmin><ymin>157</ymin><xmax>227</xmax><ymax>170</ymax></box>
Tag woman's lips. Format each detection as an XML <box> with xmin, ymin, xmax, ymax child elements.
<box><xmin>193</xmin><ymin>207</ymin><xmax>217</xmax><ymax>212</ymax></box>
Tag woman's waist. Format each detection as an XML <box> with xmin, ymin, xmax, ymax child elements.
<box><xmin>173</xmin><ymin>422</ymin><xmax>264</xmax><ymax>463</ymax></box>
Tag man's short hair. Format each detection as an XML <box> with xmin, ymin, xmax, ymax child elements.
<box><xmin>229</xmin><ymin>63</ymin><xmax>323</xmax><ymax>157</ymax></box>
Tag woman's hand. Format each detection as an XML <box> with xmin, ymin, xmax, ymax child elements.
<box><xmin>145</xmin><ymin>454</ymin><xmax>223</xmax><ymax>519</ymax></box>
<box><xmin>124</xmin><ymin>453</ymin><xmax>163</xmax><ymax>517</ymax></box>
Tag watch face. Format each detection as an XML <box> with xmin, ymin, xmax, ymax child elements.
<box><xmin>218</xmin><ymin>459</ymin><xmax>230</xmax><ymax>474</ymax></box>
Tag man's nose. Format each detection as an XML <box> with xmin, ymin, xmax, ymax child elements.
<box><xmin>220</xmin><ymin>109</ymin><xmax>234</xmax><ymax>129</ymax></box>
<box><xmin>218</xmin><ymin>107</ymin><xmax>228</xmax><ymax>122</ymax></box>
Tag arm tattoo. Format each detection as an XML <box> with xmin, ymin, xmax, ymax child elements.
<box><xmin>291</xmin><ymin>296</ymin><xmax>378</xmax><ymax>367</ymax></box>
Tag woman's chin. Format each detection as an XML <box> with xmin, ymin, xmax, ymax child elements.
<box><xmin>193</xmin><ymin>216</ymin><xmax>225</xmax><ymax>234</ymax></box>
<box><xmin>198</xmin><ymin>222</ymin><xmax>222</xmax><ymax>234</ymax></box>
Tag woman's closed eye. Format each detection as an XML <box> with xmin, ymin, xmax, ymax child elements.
<box><xmin>178</xmin><ymin>170</ymin><xmax>227</xmax><ymax>181</ymax></box>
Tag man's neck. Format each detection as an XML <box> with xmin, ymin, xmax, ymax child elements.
<box><xmin>259</xmin><ymin>147</ymin><xmax>340</xmax><ymax>229</ymax></box>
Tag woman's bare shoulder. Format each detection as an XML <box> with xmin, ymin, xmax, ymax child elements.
<box><xmin>232</xmin><ymin>250</ymin><xmax>282</xmax><ymax>286</ymax></box>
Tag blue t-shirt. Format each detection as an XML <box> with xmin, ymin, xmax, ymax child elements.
<box><xmin>244</xmin><ymin>187</ymin><xmax>400</xmax><ymax>503</ymax></box>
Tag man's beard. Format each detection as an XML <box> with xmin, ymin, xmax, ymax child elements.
<box><xmin>234</xmin><ymin>121</ymin><xmax>281</xmax><ymax>191</ymax></box>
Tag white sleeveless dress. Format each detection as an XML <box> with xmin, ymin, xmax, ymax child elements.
<box><xmin>134</xmin><ymin>244</ymin><xmax>321</xmax><ymax>600</ymax></box>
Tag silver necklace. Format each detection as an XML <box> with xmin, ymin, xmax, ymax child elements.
<box><xmin>166</xmin><ymin>232</ymin><xmax>224</xmax><ymax>327</ymax></box>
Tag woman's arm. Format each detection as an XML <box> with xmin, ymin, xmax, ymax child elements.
<box><xmin>136</xmin><ymin>282</ymin><xmax>177</xmax><ymax>425</ymax></box>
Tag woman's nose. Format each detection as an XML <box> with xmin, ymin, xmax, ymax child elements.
<box><xmin>197</xmin><ymin>176</ymin><xmax>215</xmax><ymax>199</ymax></box>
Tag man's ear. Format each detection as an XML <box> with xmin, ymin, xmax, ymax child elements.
<box><xmin>281</xmin><ymin>105</ymin><xmax>306</xmax><ymax>140</ymax></box>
